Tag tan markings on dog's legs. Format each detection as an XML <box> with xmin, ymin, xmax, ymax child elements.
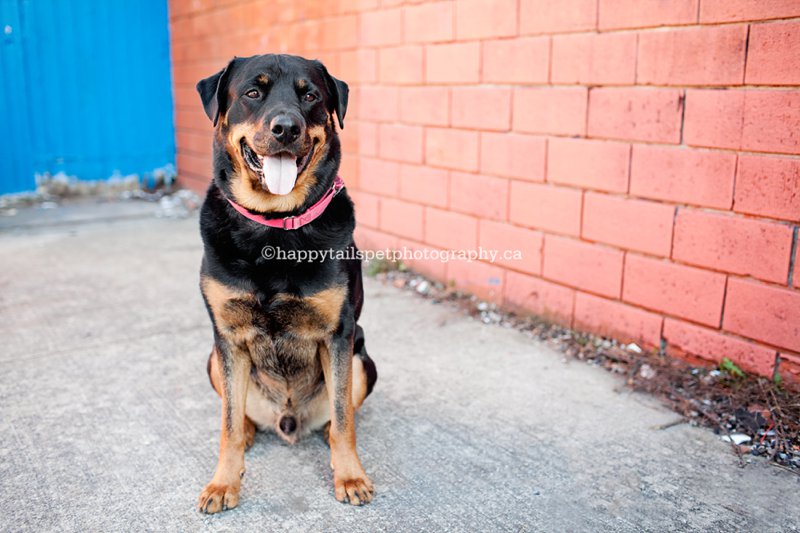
<box><xmin>305</xmin><ymin>285</ymin><xmax>346</xmax><ymax>330</ymax></box>
<box><xmin>208</xmin><ymin>346</ymin><xmax>223</xmax><ymax>397</ymax></box>
<box><xmin>351</xmin><ymin>356</ymin><xmax>368</xmax><ymax>410</ymax></box>
<box><xmin>198</xmin><ymin>277</ymin><xmax>257</xmax><ymax>514</ymax></box>
<box><xmin>307</xmin><ymin>354</ymin><xmax>370</xmax><ymax>437</ymax></box>
<box><xmin>319</xmin><ymin>341</ymin><xmax>373</xmax><ymax>505</ymax></box>
<box><xmin>197</xmin><ymin>349</ymin><xmax>251</xmax><ymax>514</ymax></box>
<box><xmin>213</xmin><ymin>347</ymin><xmax>257</xmax><ymax>449</ymax></box>
<box><xmin>201</xmin><ymin>276</ymin><xmax>258</xmax><ymax>344</ymax></box>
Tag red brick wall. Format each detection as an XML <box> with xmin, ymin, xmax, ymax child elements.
<box><xmin>169</xmin><ymin>0</ymin><xmax>800</xmax><ymax>379</ymax></box>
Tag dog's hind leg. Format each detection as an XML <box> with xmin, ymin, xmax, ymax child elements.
<box><xmin>352</xmin><ymin>324</ymin><xmax>377</xmax><ymax>407</ymax></box>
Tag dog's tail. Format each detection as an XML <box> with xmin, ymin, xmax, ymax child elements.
<box><xmin>354</xmin><ymin>324</ymin><xmax>377</xmax><ymax>398</ymax></box>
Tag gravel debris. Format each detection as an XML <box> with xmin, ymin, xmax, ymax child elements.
<box><xmin>372</xmin><ymin>267</ymin><xmax>800</xmax><ymax>473</ymax></box>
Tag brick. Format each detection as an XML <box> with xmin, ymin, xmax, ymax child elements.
<box><xmin>520</xmin><ymin>0</ymin><xmax>596</xmax><ymax>34</ymax></box>
<box><xmin>447</xmin><ymin>260</ymin><xmax>506</xmax><ymax>303</ymax></box>
<box><xmin>451</xmin><ymin>87</ymin><xmax>512</xmax><ymax>131</ymax></box>
<box><xmin>357</xmin><ymin>121</ymin><xmax>378</xmax><ymax>156</ymax></box>
<box><xmin>426</xmin><ymin>128</ymin><xmax>479</xmax><ymax>172</ymax></box>
<box><xmin>588</xmin><ymin>88</ymin><xmax>683</xmax><ymax>143</ymax></box>
<box><xmin>355</xmin><ymin>226</ymin><xmax>399</xmax><ymax>253</ymax></box>
<box><xmin>582</xmin><ymin>194</ymin><xmax>674</xmax><ymax>256</ymax></box>
<box><xmin>378</xmin><ymin>124</ymin><xmax>424</xmax><ymax>164</ymax></box>
<box><xmin>598</xmin><ymin>0</ymin><xmax>698</xmax><ymax>29</ymax></box>
<box><xmin>449</xmin><ymin>172</ymin><xmax>509</xmax><ymax>220</ymax></box>
<box><xmin>623</xmin><ymin>254</ymin><xmax>726</xmax><ymax>327</ymax></box>
<box><xmin>479</xmin><ymin>221</ymin><xmax>543</xmax><ymax>274</ymax></box>
<box><xmin>630</xmin><ymin>146</ymin><xmax>736</xmax><ymax>209</ymax></box>
<box><xmin>683</xmin><ymin>90</ymin><xmax>744</xmax><ymax>150</ymax></box>
<box><xmin>396</xmin><ymin>238</ymin><xmax>447</xmax><ymax>282</ymax></box>
<box><xmin>346</xmin><ymin>87</ymin><xmax>361</xmax><ymax>120</ymax></box>
<box><xmin>779</xmin><ymin>352</ymin><xmax>800</xmax><ymax>382</ymax></box>
<box><xmin>175</xmin><ymin>106</ymin><xmax>211</xmax><ymax>132</ymax></box>
<box><xmin>734</xmin><ymin>155</ymin><xmax>800</xmax><ymax>221</ymax></box>
<box><xmin>399</xmin><ymin>87</ymin><xmax>449</xmax><ymax>126</ymax></box>
<box><xmin>480</xmin><ymin>133</ymin><xmax>546</xmax><ymax>182</ymax></box>
<box><xmin>320</xmin><ymin>14</ymin><xmax>359</xmax><ymax>50</ymax></box>
<box><xmin>173</xmin><ymin>85</ymin><xmax>201</xmax><ymax>109</ymax></box>
<box><xmin>699</xmin><ymin>0</ymin><xmax>800</xmax><ymax>23</ymax></box>
<box><xmin>456</xmin><ymin>0</ymin><xmax>517</xmax><ymax>40</ymax></box>
<box><xmin>177</xmin><ymin>152</ymin><xmax>211</xmax><ymax>180</ymax></box>
<box><xmin>426</xmin><ymin>42</ymin><xmax>481</xmax><ymax>84</ymax></box>
<box><xmin>378</xmin><ymin>45</ymin><xmax>424</xmax><ymax>85</ymax></box>
<box><xmin>637</xmin><ymin>25</ymin><xmax>748</xmax><ymax>86</ymax></box>
<box><xmin>686</xmin><ymin>90</ymin><xmax>800</xmax><ymax>153</ymax></box>
<box><xmin>339</xmin><ymin>123</ymin><xmax>359</xmax><ymax>154</ymax></box>
<box><xmin>358</xmin><ymin>157</ymin><xmax>400</xmax><ymax>196</ymax></box>
<box><xmin>339</xmin><ymin>156</ymin><xmax>359</xmax><ymax>188</ymax></box>
<box><xmin>178</xmin><ymin>174</ymin><xmax>207</xmax><ymax>194</ymax></box>
<box><xmin>335</xmin><ymin>48</ymin><xmax>378</xmax><ymax>83</ymax></box>
<box><xmin>551</xmin><ymin>32</ymin><xmax>636</xmax><ymax>85</ymax></box>
<box><xmin>358</xmin><ymin>86</ymin><xmax>399</xmax><ymax>122</ymax></box>
<box><xmin>424</xmin><ymin>207</ymin><xmax>478</xmax><ymax>249</ymax></box>
<box><xmin>360</xmin><ymin>8</ymin><xmax>403</xmax><ymax>46</ymax></box>
<box><xmin>379</xmin><ymin>198</ymin><xmax>424</xmax><ymax>240</ymax></box>
<box><xmin>574</xmin><ymin>293</ymin><xmax>663</xmax><ymax>348</ymax></box>
<box><xmin>664</xmin><ymin>319</ymin><xmax>777</xmax><ymax>376</ymax></box>
<box><xmin>746</xmin><ymin>21</ymin><xmax>800</xmax><ymax>85</ymax></box>
<box><xmin>482</xmin><ymin>37</ymin><xmax>550</xmax><ymax>84</ymax></box>
<box><xmin>673</xmin><ymin>209</ymin><xmax>793</xmax><ymax>284</ymax></box>
<box><xmin>404</xmin><ymin>1</ymin><xmax>454</xmax><ymax>43</ymax></box>
<box><xmin>543</xmin><ymin>236</ymin><xmax>623</xmax><ymax>297</ymax></box>
<box><xmin>547</xmin><ymin>138</ymin><xmax>629</xmax><ymax>193</ymax></box>
<box><xmin>176</xmin><ymin>130</ymin><xmax>212</xmax><ymax>156</ymax></box>
<box><xmin>350</xmin><ymin>191</ymin><xmax>380</xmax><ymax>228</ymax></box>
<box><xmin>509</xmin><ymin>183</ymin><xmax>582</xmax><ymax>236</ymax></box>
<box><xmin>513</xmin><ymin>87</ymin><xmax>587</xmax><ymax>136</ymax></box>
<box><xmin>741</xmin><ymin>91</ymin><xmax>800</xmax><ymax>154</ymax></box>
<box><xmin>724</xmin><ymin>278</ymin><xmax>800</xmax><ymax>352</ymax></box>
<box><xmin>504</xmin><ymin>271</ymin><xmax>575</xmax><ymax>324</ymax></box>
<box><xmin>399</xmin><ymin>164</ymin><xmax>449</xmax><ymax>208</ymax></box>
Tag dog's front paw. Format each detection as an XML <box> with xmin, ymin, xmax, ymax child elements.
<box><xmin>334</xmin><ymin>471</ymin><xmax>374</xmax><ymax>506</ymax></box>
<box><xmin>197</xmin><ymin>481</ymin><xmax>241</xmax><ymax>514</ymax></box>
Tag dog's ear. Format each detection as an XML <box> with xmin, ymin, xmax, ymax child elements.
<box><xmin>196</xmin><ymin>58</ymin><xmax>237</xmax><ymax>127</ymax></box>
<box><xmin>315</xmin><ymin>61</ymin><xmax>349</xmax><ymax>130</ymax></box>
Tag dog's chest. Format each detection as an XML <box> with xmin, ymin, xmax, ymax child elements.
<box><xmin>216</xmin><ymin>284</ymin><xmax>345</xmax><ymax>370</ymax></box>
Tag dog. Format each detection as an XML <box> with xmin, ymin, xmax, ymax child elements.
<box><xmin>194</xmin><ymin>54</ymin><xmax>377</xmax><ymax>513</ymax></box>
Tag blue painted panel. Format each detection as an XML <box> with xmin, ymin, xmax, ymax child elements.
<box><xmin>0</xmin><ymin>0</ymin><xmax>175</xmax><ymax>194</ymax></box>
<box><xmin>0</xmin><ymin>0</ymin><xmax>34</xmax><ymax>193</ymax></box>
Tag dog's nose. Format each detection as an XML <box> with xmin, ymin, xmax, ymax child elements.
<box><xmin>279</xmin><ymin>415</ymin><xmax>297</xmax><ymax>435</ymax></box>
<box><xmin>270</xmin><ymin>114</ymin><xmax>302</xmax><ymax>144</ymax></box>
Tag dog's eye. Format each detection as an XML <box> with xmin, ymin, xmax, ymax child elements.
<box><xmin>304</xmin><ymin>93</ymin><xmax>317</xmax><ymax>103</ymax></box>
<box><xmin>245</xmin><ymin>89</ymin><xmax>260</xmax><ymax>99</ymax></box>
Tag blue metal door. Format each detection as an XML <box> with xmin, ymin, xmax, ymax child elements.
<box><xmin>0</xmin><ymin>0</ymin><xmax>175</xmax><ymax>194</ymax></box>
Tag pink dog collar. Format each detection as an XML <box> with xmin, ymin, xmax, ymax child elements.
<box><xmin>226</xmin><ymin>175</ymin><xmax>345</xmax><ymax>230</ymax></box>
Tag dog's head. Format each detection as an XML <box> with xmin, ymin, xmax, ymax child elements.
<box><xmin>197</xmin><ymin>54</ymin><xmax>348</xmax><ymax>213</ymax></box>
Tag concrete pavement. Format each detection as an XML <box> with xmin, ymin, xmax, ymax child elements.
<box><xmin>0</xmin><ymin>199</ymin><xmax>798</xmax><ymax>532</ymax></box>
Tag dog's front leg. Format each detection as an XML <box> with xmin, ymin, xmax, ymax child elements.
<box><xmin>320</xmin><ymin>327</ymin><xmax>374</xmax><ymax>505</ymax></box>
<box><xmin>197</xmin><ymin>340</ymin><xmax>251</xmax><ymax>514</ymax></box>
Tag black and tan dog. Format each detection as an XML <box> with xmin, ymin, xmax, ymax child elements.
<box><xmin>194</xmin><ymin>54</ymin><xmax>377</xmax><ymax>513</ymax></box>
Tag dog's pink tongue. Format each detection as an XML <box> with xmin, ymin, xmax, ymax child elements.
<box><xmin>261</xmin><ymin>154</ymin><xmax>297</xmax><ymax>195</ymax></box>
